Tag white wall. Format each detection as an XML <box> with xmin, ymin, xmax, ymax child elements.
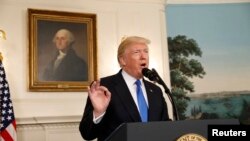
<box><xmin>0</xmin><ymin>0</ymin><xmax>170</xmax><ymax>140</ymax></box>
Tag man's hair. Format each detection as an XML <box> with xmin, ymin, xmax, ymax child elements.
<box><xmin>117</xmin><ymin>36</ymin><xmax>150</xmax><ymax>66</ymax></box>
<box><xmin>53</xmin><ymin>29</ymin><xmax>75</xmax><ymax>45</ymax></box>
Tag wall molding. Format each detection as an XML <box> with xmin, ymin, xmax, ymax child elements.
<box><xmin>17</xmin><ymin>123</ymin><xmax>80</xmax><ymax>131</ymax></box>
<box><xmin>16</xmin><ymin>115</ymin><xmax>82</xmax><ymax>125</ymax></box>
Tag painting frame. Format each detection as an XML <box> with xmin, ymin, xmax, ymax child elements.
<box><xmin>28</xmin><ymin>8</ymin><xmax>97</xmax><ymax>92</ymax></box>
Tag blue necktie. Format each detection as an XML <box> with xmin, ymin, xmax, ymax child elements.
<box><xmin>135</xmin><ymin>80</ymin><xmax>148</xmax><ymax>122</ymax></box>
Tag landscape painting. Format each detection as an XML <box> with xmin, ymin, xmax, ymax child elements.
<box><xmin>166</xmin><ymin>3</ymin><xmax>250</xmax><ymax>124</ymax></box>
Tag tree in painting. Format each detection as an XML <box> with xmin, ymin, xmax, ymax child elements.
<box><xmin>168</xmin><ymin>35</ymin><xmax>206</xmax><ymax>119</ymax></box>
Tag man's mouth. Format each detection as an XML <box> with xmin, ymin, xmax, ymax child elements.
<box><xmin>140</xmin><ymin>63</ymin><xmax>146</xmax><ymax>68</ymax></box>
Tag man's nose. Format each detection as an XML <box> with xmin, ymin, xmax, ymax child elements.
<box><xmin>140</xmin><ymin>52</ymin><xmax>147</xmax><ymax>59</ymax></box>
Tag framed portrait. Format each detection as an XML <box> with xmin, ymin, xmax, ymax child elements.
<box><xmin>28</xmin><ymin>8</ymin><xmax>97</xmax><ymax>92</ymax></box>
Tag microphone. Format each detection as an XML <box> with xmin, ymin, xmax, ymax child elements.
<box><xmin>142</xmin><ymin>68</ymin><xmax>167</xmax><ymax>90</ymax></box>
<box><xmin>141</xmin><ymin>68</ymin><xmax>179</xmax><ymax>120</ymax></box>
<box><xmin>142</xmin><ymin>68</ymin><xmax>156</xmax><ymax>81</ymax></box>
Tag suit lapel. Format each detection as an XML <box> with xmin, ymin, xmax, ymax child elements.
<box><xmin>114</xmin><ymin>72</ymin><xmax>141</xmax><ymax>122</ymax></box>
<box><xmin>144</xmin><ymin>80</ymin><xmax>157</xmax><ymax>121</ymax></box>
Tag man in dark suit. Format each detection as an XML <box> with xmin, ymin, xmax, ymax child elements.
<box><xmin>79</xmin><ymin>36</ymin><xmax>170</xmax><ymax>141</ymax></box>
<box><xmin>43</xmin><ymin>29</ymin><xmax>88</xmax><ymax>81</ymax></box>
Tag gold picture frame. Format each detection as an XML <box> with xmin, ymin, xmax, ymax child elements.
<box><xmin>28</xmin><ymin>8</ymin><xmax>97</xmax><ymax>92</ymax></box>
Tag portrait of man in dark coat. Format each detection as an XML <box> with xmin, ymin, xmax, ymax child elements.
<box><xmin>42</xmin><ymin>29</ymin><xmax>88</xmax><ymax>81</ymax></box>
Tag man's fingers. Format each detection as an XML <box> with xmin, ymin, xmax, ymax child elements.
<box><xmin>89</xmin><ymin>81</ymin><xmax>94</xmax><ymax>93</ymax></box>
<box><xmin>99</xmin><ymin>86</ymin><xmax>111</xmax><ymax>97</ymax></box>
<box><xmin>94</xmin><ymin>80</ymin><xmax>100</xmax><ymax>89</ymax></box>
<box><xmin>89</xmin><ymin>82</ymin><xmax>111</xmax><ymax>100</ymax></box>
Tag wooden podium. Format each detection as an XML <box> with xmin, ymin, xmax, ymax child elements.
<box><xmin>104</xmin><ymin>119</ymin><xmax>239</xmax><ymax>141</ymax></box>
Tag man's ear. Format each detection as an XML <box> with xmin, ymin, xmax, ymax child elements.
<box><xmin>119</xmin><ymin>57</ymin><xmax>126</xmax><ymax>66</ymax></box>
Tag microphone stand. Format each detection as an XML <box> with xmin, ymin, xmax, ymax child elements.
<box><xmin>152</xmin><ymin>69</ymin><xmax>179</xmax><ymax>121</ymax></box>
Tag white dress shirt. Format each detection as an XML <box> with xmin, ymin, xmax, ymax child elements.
<box><xmin>53</xmin><ymin>50</ymin><xmax>66</xmax><ymax>70</ymax></box>
<box><xmin>121</xmin><ymin>70</ymin><xmax>149</xmax><ymax>109</ymax></box>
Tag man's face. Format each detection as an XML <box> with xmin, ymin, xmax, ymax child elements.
<box><xmin>120</xmin><ymin>43</ymin><xmax>149</xmax><ymax>79</ymax></box>
<box><xmin>54</xmin><ymin>31</ymin><xmax>70</xmax><ymax>51</ymax></box>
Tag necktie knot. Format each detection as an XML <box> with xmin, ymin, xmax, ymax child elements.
<box><xmin>135</xmin><ymin>79</ymin><xmax>141</xmax><ymax>87</ymax></box>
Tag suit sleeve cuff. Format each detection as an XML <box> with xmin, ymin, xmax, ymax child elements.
<box><xmin>93</xmin><ymin>112</ymin><xmax>105</xmax><ymax>124</ymax></box>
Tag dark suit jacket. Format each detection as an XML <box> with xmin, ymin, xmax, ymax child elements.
<box><xmin>43</xmin><ymin>48</ymin><xmax>88</xmax><ymax>81</ymax></box>
<box><xmin>79</xmin><ymin>70</ymin><xmax>170</xmax><ymax>141</ymax></box>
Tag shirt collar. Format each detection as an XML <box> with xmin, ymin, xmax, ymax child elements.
<box><xmin>121</xmin><ymin>70</ymin><xmax>143</xmax><ymax>85</ymax></box>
